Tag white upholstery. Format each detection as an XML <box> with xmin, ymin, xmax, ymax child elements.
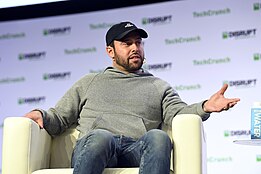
<box><xmin>2</xmin><ymin>114</ymin><xmax>207</xmax><ymax>174</ymax></box>
<box><xmin>31</xmin><ymin>168</ymin><xmax>140</xmax><ymax>174</ymax></box>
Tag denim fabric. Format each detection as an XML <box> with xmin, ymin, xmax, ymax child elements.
<box><xmin>71</xmin><ymin>129</ymin><xmax>172</xmax><ymax>174</ymax></box>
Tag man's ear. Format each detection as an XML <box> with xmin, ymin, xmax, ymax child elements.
<box><xmin>106</xmin><ymin>46</ymin><xmax>115</xmax><ymax>58</ymax></box>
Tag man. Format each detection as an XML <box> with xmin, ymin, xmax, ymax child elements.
<box><xmin>25</xmin><ymin>21</ymin><xmax>240</xmax><ymax>174</ymax></box>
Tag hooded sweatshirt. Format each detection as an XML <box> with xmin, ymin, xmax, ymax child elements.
<box><xmin>42</xmin><ymin>67</ymin><xmax>210</xmax><ymax>140</ymax></box>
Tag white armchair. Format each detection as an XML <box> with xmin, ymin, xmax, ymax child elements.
<box><xmin>2</xmin><ymin>114</ymin><xmax>207</xmax><ymax>174</ymax></box>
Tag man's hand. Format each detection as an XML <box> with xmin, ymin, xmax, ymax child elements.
<box><xmin>203</xmin><ymin>84</ymin><xmax>240</xmax><ymax>113</ymax></box>
<box><xmin>24</xmin><ymin>110</ymin><xmax>44</xmax><ymax>128</ymax></box>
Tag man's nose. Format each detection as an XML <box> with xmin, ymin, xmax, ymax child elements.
<box><xmin>130</xmin><ymin>42</ymin><xmax>139</xmax><ymax>51</ymax></box>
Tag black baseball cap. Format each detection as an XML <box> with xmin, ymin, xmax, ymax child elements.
<box><xmin>106</xmin><ymin>21</ymin><xmax>148</xmax><ymax>46</ymax></box>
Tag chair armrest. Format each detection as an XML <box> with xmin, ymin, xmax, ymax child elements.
<box><xmin>2</xmin><ymin>117</ymin><xmax>52</xmax><ymax>174</ymax></box>
<box><xmin>172</xmin><ymin>114</ymin><xmax>207</xmax><ymax>174</ymax></box>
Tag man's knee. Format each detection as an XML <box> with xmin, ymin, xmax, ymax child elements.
<box><xmin>145</xmin><ymin>129</ymin><xmax>172</xmax><ymax>149</ymax></box>
<box><xmin>82</xmin><ymin>129</ymin><xmax>114</xmax><ymax>147</ymax></box>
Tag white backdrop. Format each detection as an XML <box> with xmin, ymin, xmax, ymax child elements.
<box><xmin>0</xmin><ymin>0</ymin><xmax>261</xmax><ymax>173</ymax></box>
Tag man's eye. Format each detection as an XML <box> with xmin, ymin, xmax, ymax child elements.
<box><xmin>136</xmin><ymin>41</ymin><xmax>142</xmax><ymax>45</ymax></box>
<box><xmin>125</xmin><ymin>42</ymin><xmax>132</xmax><ymax>46</ymax></box>
<box><xmin>121</xmin><ymin>42</ymin><xmax>129</xmax><ymax>46</ymax></box>
<box><xmin>121</xmin><ymin>40</ymin><xmax>142</xmax><ymax>46</ymax></box>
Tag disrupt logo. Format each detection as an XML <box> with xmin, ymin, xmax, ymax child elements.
<box><xmin>19</xmin><ymin>52</ymin><xmax>46</xmax><ymax>60</ymax></box>
<box><xmin>0</xmin><ymin>77</ymin><xmax>25</xmax><ymax>84</ymax></box>
<box><xmin>64</xmin><ymin>47</ymin><xmax>96</xmax><ymax>54</ymax></box>
<box><xmin>257</xmin><ymin>155</ymin><xmax>261</xmax><ymax>162</ymax></box>
<box><xmin>89</xmin><ymin>23</ymin><xmax>115</xmax><ymax>29</ymax></box>
<box><xmin>143</xmin><ymin>62</ymin><xmax>172</xmax><ymax>71</ymax></box>
<box><xmin>223</xmin><ymin>29</ymin><xmax>257</xmax><ymax>39</ymax></box>
<box><xmin>43</xmin><ymin>26</ymin><xmax>71</xmax><ymax>36</ymax></box>
<box><xmin>174</xmin><ymin>84</ymin><xmax>201</xmax><ymax>91</ymax></box>
<box><xmin>43</xmin><ymin>72</ymin><xmax>71</xmax><ymax>80</ymax></box>
<box><xmin>207</xmin><ymin>156</ymin><xmax>232</xmax><ymax>163</ymax></box>
<box><xmin>254</xmin><ymin>53</ymin><xmax>261</xmax><ymax>61</ymax></box>
<box><xmin>193</xmin><ymin>57</ymin><xmax>230</xmax><ymax>65</ymax></box>
<box><xmin>18</xmin><ymin>96</ymin><xmax>45</xmax><ymax>105</ymax></box>
<box><xmin>165</xmin><ymin>36</ymin><xmax>201</xmax><ymax>45</ymax></box>
<box><xmin>253</xmin><ymin>3</ymin><xmax>261</xmax><ymax>11</ymax></box>
<box><xmin>224</xmin><ymin>130</ymin><xmax>250</xmax><ymax>137</ymax></box>
<box><xmin>224</xmin><ymin>79</ymin><xmax>257</xmax><ymax>88</ymax></box>
<box><xmin>0</xmin><ymin>32</ymin><xmax>25</xmax><ymax>40</ymax></box>
<box><xmin>142</xmin><ymin>15</ymin><xmax>172</xmax><ymax>25</ymax></box>
<box><xmin>193</xmin><ymin>8</ymin><xmax>230</xmax><ymax>17</ymax></box>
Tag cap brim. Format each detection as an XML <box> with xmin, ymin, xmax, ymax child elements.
<box><xmin>115</xmin><ymin>28</ymin><xmax>148</xmax><ymax>40</ymax></box>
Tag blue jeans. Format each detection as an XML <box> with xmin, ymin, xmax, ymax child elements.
<box><xmin>71</xmin><ymin>129</ymin><xmax>172</xmax><ymax>174</ymax></box>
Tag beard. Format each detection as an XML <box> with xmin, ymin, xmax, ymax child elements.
<box><xmin>114</xmin><ymin>50</ymin><xmax>144</xmax><ymax>73</ymax></box>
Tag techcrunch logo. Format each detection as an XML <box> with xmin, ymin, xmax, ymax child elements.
<box><xmin>65</xmin><ymin>47</ymin><xmax>96</xmax><ymax>54</ymax></box>
<box><xmin>43</xmin><ymin>72</ymin><xmax>71</xmax><ymax>80</ymax></box>
<box><xmin>207</xmin><ymin>156</ymin><xmax>232</xmax><ymax>163</ymax></box>
<box><xmin>19</xmin><ymin>51</ymin><xmax>46</xmax><ymax>60</ymax></box>
<box><xmin>0</xmin><ymin>32</ymin><xmax>25</xmax><ymax>40</ymax></box>
<box><xmin>223</xmin><ymin>29</ymin><xmax>257</xmax><ymax>39</ymax></box>
<box><xmin>254</xmin><ymin>53</ymin><xmax>261</xmax><ymax>61</ymax></box>
<box><xmin>18</xmin><ymin>96</ymin><xmax>45</xmax><ymax>105</ymax></box>
<box><xmin>257</xmin><ymin>155</ymin><xmax>261</xmax><ymax>162</ymax></box>
<box><xmin>193</xmin><ymin>8</ymin><xmax>230</xmax><ymax>18</ymax></box>
<box><xmin>89</xmin><ymin>23</ymin><xmax>115</xmax><ymax>30</ymax></box>
<box><xmin>224</xmin><ymin>130</ymin><xmax>250</xmax><ymax>137</ymax></box>
<box><xmin>253</xmin><ymin>3</ymin><xmax>261</xmax><ymax>11</ymax></box>
<box><xmin>43</xmin><ymin>26</ymin><xmax>71</xmax><ymax>36</ymax></box>
<box><xmin>143</xmin><ymin>62</ymin><xmax>172</xmax><ymax>71</ymax></box>
<box><xmin>224</xmin><ymin>79</ymin><xmax>257</xmax><ymax>88</ymax></box>
<box><xmin>174</xmin><ymin>84</ymin><xmax>201</xmax><ymax>91</ymax></box>
<box><xmin>142</xmin><ymin>15</ymin><xmax>172</xmax><ymax>25</ymax></box>
<box><xmin>193</xmin><ymin>57</ymin><xmax>230</xmax><ymax>65</ymax></box>
<box><xmin>0</xmin><ymin>77</ymin><xmax>25</xmax><ymax>84</ymax></box>
<box><xmin>165</xmin><ymin>36</ymin><xmax>200</xmax><ymax>45</ymax></box>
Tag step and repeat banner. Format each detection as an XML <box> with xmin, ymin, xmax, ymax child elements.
<box><xmin>0</xmin><ymin>0</ymin><xmax>261</xmax><ymax>173</ymax></box>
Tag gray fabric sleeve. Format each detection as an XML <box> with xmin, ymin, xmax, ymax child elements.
<box><xmin>42</xmin><ymin>74</ymin><xmax>96</xmax><ymax>136</ymax></box>
<box><xmin>158</xmin><ymin>80</ymin><xmax>210</xmax><ymax>126</ymax></box>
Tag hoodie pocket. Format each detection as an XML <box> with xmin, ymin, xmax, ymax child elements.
<box><xmin>90</xmin><ymin>113</ymin><xmax>147</xmax><ymax>139</ymax></box>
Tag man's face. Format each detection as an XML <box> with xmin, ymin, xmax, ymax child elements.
<box><xmin>109</xmin><ymin>31</ymin><xmax>145</xmax><ymax>74</ymax></box>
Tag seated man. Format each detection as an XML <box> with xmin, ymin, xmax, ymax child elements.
<box><xmin>25</xmin><ymin>21</ymin><xmax>240</xmax><ymax>174</ymax></box>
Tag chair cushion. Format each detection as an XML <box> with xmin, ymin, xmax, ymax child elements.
<box><xmin>32</xmin><ymin>168</ymin><xmax>140</xmax><ymax>174</ymax></box>
<box><xmin>32</xmin><ymin>168</ymin><xmax>173</xmax><ymax>174</ymax></box>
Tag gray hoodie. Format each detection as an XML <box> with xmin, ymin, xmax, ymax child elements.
<box><xmin>41</xmin><ymin>67</ymin><xmax>210</xmax><ymax>140</ymax></box>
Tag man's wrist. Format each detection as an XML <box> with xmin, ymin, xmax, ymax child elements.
<box><xmin>202</xmin><ymin>100</ymin><xmax>210</xmax><ymax>113</ymax></box>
